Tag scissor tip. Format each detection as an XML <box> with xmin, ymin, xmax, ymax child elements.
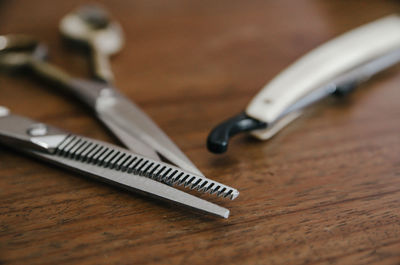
<box><xmin>223</xmin><ymin>209</ymin><xmax>230</xmax><ymax>219</ymax></box>
<box><xmin>0</xmin><ymin>106</ymin><xmax>10</xmax><ymax>117</ymax></box>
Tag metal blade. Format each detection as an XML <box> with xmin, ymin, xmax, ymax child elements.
<box><xmin>101</xmin><ymin>116</ymin><xmax>160</xmax><ymax>161</ymax></box>
<box><xmin>0</xmin><ymin>110</ymin><xmax>237</xmax><ymax>217</ymax></box>
<box><xmin>52</xmin><ymin>135</ymin><xmax>239</xmax><ymax>200</ymax></box>
<box><xmin>95</xmin><ymin>93</ymin><xmax>204</xmax><ymax>176</ymax></box>
<box><xmin>32</xmin><ymin>148</ymin><xmax>229</xmax><ymax>218</ymax></box>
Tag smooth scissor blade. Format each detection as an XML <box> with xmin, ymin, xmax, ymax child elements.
<box><xmin>95</xmin><ymin>93</ymin><xmax>204</xmax><ymax>176</ymax></box>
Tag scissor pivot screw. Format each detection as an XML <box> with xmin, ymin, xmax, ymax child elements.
<box><xmin>27</xmin><ymin>123</ymin><xmax>48</xmax><ymax>136</ymax></box>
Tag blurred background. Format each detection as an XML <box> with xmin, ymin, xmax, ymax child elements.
<box><xmin>1</xmin><ymin>1</ymin><xmax>400</xmax><ymax>265</ymax></box>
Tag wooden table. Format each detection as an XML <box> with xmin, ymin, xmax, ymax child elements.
<box><xmin>1</xmin><ymin>1</ymin><xmax>399</xmax><ymax>264</ymax></box>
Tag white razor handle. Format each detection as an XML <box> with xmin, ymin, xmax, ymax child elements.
<box><xmin>208</xmin><ymin>15</ymin><xmax>400</xmax><ymax>153</ymax></box>
<box><xmin>247</xmin><ymin>15</ymin><xmax>400</xmax><ymax>140</ymax></box>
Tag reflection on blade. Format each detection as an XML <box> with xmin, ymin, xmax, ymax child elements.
<box><xmin>101</xmin><ymin>116</ymin><xmax>160</xmax><ymax>161</ymax></box>
<box><xmin>96</xmin><ymin>94</ymin><xmax>203</xmax><ymax>176</ymax></box>
<box><xmin>0</xmin><ymin>110</ymin><xmax>236</xmax><ymax>218</ymax></box>
<box><xmin>32</xmin><ymin>149</ymin><xmax>230</xmax><ymax>218</ymax></box>
<box><xmin>53</xmin><ymin>135</ymin><xmax>239</xmax><ymax>200</ymax></box>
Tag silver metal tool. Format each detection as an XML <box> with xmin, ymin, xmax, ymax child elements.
<box><xmin>0</xmin><ymin>5</ymin><xmax>204</xmax><ymax>177</ymax></box>
<box><xmin>207</xmin><ymin>15</ymin><xmax>400</xmax><ymax>153</ymax></box>
<box><xmin>59</xmin><ymin>4</ymin><xmax>123</xmax><ymax>83</ymax></box>
<box><xmin>0</xmin><ymin>38</ymin><xmax>231</xmax><ymax>203</ymax></box>
<box><xmin>0</xmin><ymin>106</ymin><xmax>238</xmax><ymax>218</ymax></box>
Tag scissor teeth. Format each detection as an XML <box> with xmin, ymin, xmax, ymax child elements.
<box><xmin>136</xmin><ymin>159</ymin><xmax>149</xmax><ymax>174</ymax></box>
<box><xmin>159</xmin><ymin>168</ymin><xmax>172</xmax><ymax>182</ymax></box>
<box><xmin>190</xmin><ymin>178</ymin><xmax>202</xmax><ymax>190</ymax></box>
<box><xmin>60</xmin><ymin>136</ymin><xmax>79</xmax><ymax>156</ymax></box>
<box><xmin>98</xmin><ymin>148</ymin><xmax>114</xmax><ymax>166</ymax></box>
<box><xmin>120</xmin><ymin>156</ymin><xmax>136</xmax><ymax>172</ymax></box>
<box><xmin>55</xmin><ymin>135</ymin><xmax>74</xmax><ymax>155</ymax></box>
<box><xmin>183</xmin><ymin>176</ymin><xmax>196</xmax><ymax>188</ymax></box>
<box><xmin>232</xmin><ymin>190</ymin><xmax>240</xmax><ymax>200</ymax></box>
<box><xmin>103</xmin><ymin>150</ymin><xmax>119</xmax><ymax>167</ymax></box>
<box><xmin>68</xmin><ymin>139</ymin><xmax>86</xmax><ymax>159</ymax></box>
<box><xmin>172</xmin><ymin>179</ymin><xmax>181</xmax><ymax>186</ymax></box>
<box><xmin>142</xmin><ymin>162</ymin><xmax>154</xmax><ymax>177</ymax></box>
<box><xmin>86</xmin><ymin>145</ymin><xmax>103</xmax><ymax>163</ymax></box>
<box><xmin>153</xmin><ymin>166</ymin><xmax>165</xmax><ymax>181</ymax></box>
<box><xmin>149</xmin><ymin>173</ymin><xmax>157</xmax><ymax>180</ymax></box>
<box><xmin>223</xmin><ymin>189</ymin><xmax>233</xmax><ymax>199</ymax></box>
<box><xmin>152</xmin><ymin>167</ymin><xmax>163</xmax><ymax>178</ymax></box>
<box><xmin>217</xmin><ymin>187</ymin><xmax>227</xmax><ymax>197</ymax></box>
<box><xmin>177</xmin><ymin>174</ymin><xmax>189</xmax><ymax>186</ymax></box>
<box><xmin>80</xmin><ymin>143</ymin><xmax>97</xmax><ymax>162</ymax></box>
<box><xmin>170</xmin><ymin>172</ymin><xmax>184</xmax><ymax>185</ymax></box>
<box><xmin>127</xmin><ymin>158</ymin><xmax>143</xmax><ymax>173</ymax></box>
<box><xmin>114</xmin><ymin>154</ymin><xmax>128</xmax><ymax>170</ymax></box>
<box><xmin>204</xmin><ymin>183</ymin><xmax>214</xmax><ymax>193</ymax></box>
<box><xmin>91</xmin><ymin>146</ymin><xmax>107</xmax><ymax>164</ymax></box>
<box><xmin>165</xmin><ymin>170</ymin><xmax>178</xmax><ymax>184</ymax></box>
<box><xmin>74</xmin><ymin>141</ymin><xmax>92</xmax><ymax>160</ymax></box>
<box><xmin>148</xmin><ymin>163</ymin><xmax>160</xmax><ymax>177</ymax></box>
<box><xmin>210</xmin><ymin>186</ymin><xmax>221</xmax><ymax>195</ymax></box>
<box><xmin>197</xmin><ymin>180</ymin><xmax>208</xmax><ymax>192</ymax></box>
<box><xmin>53</xmin><ymin>135</ymin><xmax>239</xmax><ymax>200</ymax></box>
<box><xmin>109</xmin><ymin>152</ymin><xmax>125</xmax><ymax>169</ymax></box>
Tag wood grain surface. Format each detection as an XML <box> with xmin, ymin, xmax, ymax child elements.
<box><xmin>1</xmin><ymin>1</ymin><xmax>400</xmax><ymax>264</ymax></box>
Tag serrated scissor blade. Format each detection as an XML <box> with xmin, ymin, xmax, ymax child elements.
<box><xmin>32</xmin><ymin>148</ymin><xmax>230</xmax><ymax>218</ymax></box>
<box><xmin>52</xmin><ymin>135</ymin><xmax>239</xmax><ymax>200</ymax></box>
<box><xmin>95</xmin><ymin>93</ymin><xmax>203</xmax><ymax>176</ymax></box>
<box><xmin>0</xmin><ymin>110</ymin><xmax>237</xmax><ymax>218</ymax></box>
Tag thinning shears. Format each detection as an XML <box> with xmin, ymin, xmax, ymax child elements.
<box><xmin>0</xmin><ymin>106</ymin><xmax>237</xmax><ymax>218</ymax></box>
<box><xmin>0</xmin><ymin>5</ymin><xmax>202</xmax><ymax>175</ymax></box>
<box><xmin>0</xmin><ymin>5</ymin><xmax>238</xmax><ymax>217</ymax></box>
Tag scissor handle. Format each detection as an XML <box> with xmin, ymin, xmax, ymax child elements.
<box><xmin>0</xmin><ymin>36</ymin><xmax>114</xmax><ymax>109</ymax></box>
<box><xmin>59</xmin><ymin>5</ymin><xmax>123</xmax><ymax>84</ymax></box>
<box><xmin>28</xmin><ymin>58</ymin><xmax>112</xmax><ymax>108</ymax></box>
